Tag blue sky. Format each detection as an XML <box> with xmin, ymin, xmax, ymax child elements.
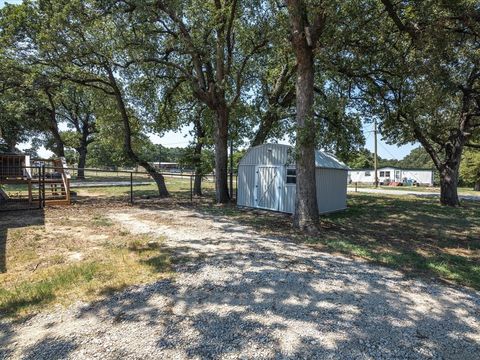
<box><xmin>362</xmin><ymin>123</ymin><xmax>416</xmax><ymax>159</ymax></box>
<box><xmin>3</xmin><ymin>0</ymin><xmax>416</xmax><ymax>159</ymax></box>
<box><xmin>0</xmin><ymin>0</ymin><xmax>21</xmax><ymax>6</ymax></box>
<box><xmin>152</xmin><ymin>123</ymin><xmax>417</xmax><ymax>160</ymax></box>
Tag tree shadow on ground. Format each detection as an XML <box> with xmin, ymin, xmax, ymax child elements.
<box><xmin>179</xmin><ymin>194</ymin><xmax>480</xmax><ymax>289</ymax></box>
<box><xmin>21</xmin><ymin>337</ymin><xmax>77</xmax><ymax>360</ymax></box>
<box><xmin>1</xmin><ymin>204</ymin><xmax>479</xmax><ymax>358</ymax></box>
<box><xmin>0</xmin><ymin>209</ymin><xmax>45</xmax><ymax>358</ymax></box>
<box><xmin>65</xmin><ymin>206</ymin><xmax>480</xmax><ymax>359</ymax></box>
<box><xmin>0</xmin><ymin>209</ymin><xmax>45</xmax><ymax>273</ymax></box>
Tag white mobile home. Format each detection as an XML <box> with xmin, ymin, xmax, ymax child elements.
<box><xmin>348</xmin><ymin>167</ymin><xmax>434</xmax><ymax>186</ymax></box>
<box><xmin>237</xmin><ymin>144</ymin><xmax>349</xmax><ymax>214</ymax></box>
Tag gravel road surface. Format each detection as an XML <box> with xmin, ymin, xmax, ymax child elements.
<box><xmin>1</xmin><ymin>207</ymin><xmax>479</xmax><ymax>359</ymax></box>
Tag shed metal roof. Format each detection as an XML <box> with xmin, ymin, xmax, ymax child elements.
<box><xmin>239</xmin><ymin>144</ymin><xmax>349</xmax><ymax>170</ymax></box>
<box><xmin>314</xmin><ymin>151</ymin><xmax>349</xmax><ymax>170</ymax></box>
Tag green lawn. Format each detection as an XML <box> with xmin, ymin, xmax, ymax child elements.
<box><xmin>314</xmin><ymin>194</ymin><xmax>480</xmax><ymax>288</ymax></box>
<box><xmin>69</xmin><ymin>170</ymin><xmax>200</xmax><ymax>183</ymax></box>
<box><xmin>74</xmin><ymin>176</ymin><xmax>219</xmax><ymax>200</ymax></box>
<box><xmin>0</xmin><ymin>175</ymin><xmax>219</xmax><ymax>200</ymax></box>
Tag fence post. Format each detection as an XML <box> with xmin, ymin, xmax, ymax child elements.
<box><xmin>38</xmin><ymin>166</ymin><xmax>42</xmax><ymax>209</ymax></box>
<box><xmin>41</xmin><ymin>165</ymin><xmax>46</xmax><ymax>208</ymax></box>
<box><xmin>355</xmin><ymin>181</ymin><xmax>358</xmax><ymax>192</ymax></box>
<box><xmin>190</xmin><ymin>174</ymin><xmax>193</xmax><ymax>202</ymax></box>
<box><xmin>130</xmin><ymin>172</ymin><xmax>134</xmax><ymax>205</ymax></box>
<box><xmin>235</xmin><ymin>174</ymin><xmax>238</xmax><ymax>201</ymax></box>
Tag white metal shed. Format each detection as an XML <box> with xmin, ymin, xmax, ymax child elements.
<box><xmin>237</xmin><ymin>144</ymin><xmax>349</xmax><ymax>214</ymax></box>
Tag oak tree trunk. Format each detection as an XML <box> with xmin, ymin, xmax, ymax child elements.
<box><xmin>7</xmin><ymin>139</ymin><xmax>16</xmax><ymax>153</ymax></box>
<box><xmin>416</xmin><ymin>125</ymin><xmax>464</xmax><ymax>206</ymax></box>
<box><xmin>193</xmin><ymin>141</ymin><xmax>203</xmax><ymax>197</ymax></box>
<box><xmin>77</xmin><ymin>147</ymin><xmax>87</xmax><ymax>180</ymax></box>
<box><xmin>214</xmin><ymin>105</ymin><xmax>230</xmax><ymax>203</ymax></box>
<box><xmin>108</xmin><ymin>69</ymin><xmax>169</xmax><ymax>197</ymax></box>
<box><xmin>45</xmin><ymin>90</ymin><xmax>65</xmax><ymax>157</ymax></box>
<box><xmin>293</xmin><ymin>53</ymin><xmax>319</xmax><ymax>231</ymax></box>
<box><xmin>438</xmin><ymin>135</ymin><xmax>464</xmax><ymax>206</ymax></box>
<box><xmin>142</xmin><ymin>161</ymin><xmax>169</xmax><ymax>196</ymax></box>
<box><xmin>76</xmin><ymin>118</ymin><xmax>93</xmax><ymax>180</ymax></box>
<box><xmin>251</xmin><ymin>112</ymin><xmax>278</xmax><ymax>147</ymax></box>
<box><xmin>52</xmin><ymin>131</ymin><xmax>65</xmax><ymax>158</ymax></box>
<box><xmin>287</xmin><ymin>0</ymin><xmax>321</xmax><ymax>232</ymax></box>
<box><xmin>251</xmin><ymin>66</ymin><xmax>295</xmax><ymax>147</ymax></box>
<box><xmin>440</xmin><ymin>165</ymin><xmax>460</xmax><ymax>206</ymax></box>
<box><xmin>194</xmin><ymin>173</ymin><xmax>202</xmax><ymax>196</ymax></box>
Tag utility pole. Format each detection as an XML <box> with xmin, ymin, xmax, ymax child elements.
<box><xmin>374</xmin><ymin>118</ymin><xmax>378</xmax><ymax>188</ymax></box>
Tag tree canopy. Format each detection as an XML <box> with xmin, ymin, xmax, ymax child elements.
<box><xmin>1</xmin><ymin>0</ymin><xmax>479</xmax><ymax>230</ymax></box>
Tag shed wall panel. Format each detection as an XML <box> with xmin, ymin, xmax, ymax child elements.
<box><xmin>316</xmin><ymin>169</ymin><xmax>348</xmax><ymax>214</ymax></box>
<box><xmin>239</xmin><ymin>144</ymin><xmax>290</xmax><ymax>166</ymax></box>
<box><xmin>237</xmin><ymin>165</ymin><xmax>256</xmax><ymax>207</ymax></box>
<box><xmin>281</xmin><ymin>184</ymin><xmax>296</xmax><ymax>213</ymax></box>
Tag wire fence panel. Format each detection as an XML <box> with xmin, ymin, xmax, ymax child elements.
<box><xmin>1</xmin><ymin>165</ymin><xmax>237</xmax><ymax>211</ymax></box>
<box><xmin>0</xmin><ymin>165</ymin><xmax>45</xmax><ymax>212</ymax></box>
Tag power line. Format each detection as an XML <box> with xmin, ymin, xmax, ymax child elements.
<box><xmin>379</xmin><ymin>142</ymin><xmax>401</xmax><ymax>160</ymax></box>
<box><xmin>364</xmin><ymin>130</ymin><xmax>372</xmax><ymax>142</ymax></box>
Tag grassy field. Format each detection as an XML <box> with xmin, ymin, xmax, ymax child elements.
<box><xmin>0</xmin><ymin>174</ymin><xmax>220</xmax><ymax>199</ymax></box>
<box><xmin>0</xmin><ymin>205</ymin><xmax>173</xmax><ymax>318</ymax></box>
<box><xmin>202</xmin><ymin>193</ymin><xmax>480</xmax><ymax>290</ymax></box>
<box><xmin>74</xmin><ymin>176</ymin><xmax>217</xmax><ymax>199</ymax></box>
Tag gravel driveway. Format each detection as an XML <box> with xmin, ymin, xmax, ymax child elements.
<box><xmin>1</xmin><ymin>207</ymin><xmax>479</xmax><ymax>359</ymax></box>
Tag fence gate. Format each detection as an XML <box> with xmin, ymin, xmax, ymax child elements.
<box><xmin>0</xmin><ymin>164</ymin><xmax>45</xmax><ymax>212</ymax></box>
<box><xmin>255</xmin><ymin>166</ymin><xmax>280</xmax><ymax>211</ymax></box>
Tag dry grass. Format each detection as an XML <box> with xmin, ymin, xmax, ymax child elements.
<box><xmin>0</xmin><ymin>204</ymin><xmax>172</xmax><ymax>318</ymax></box>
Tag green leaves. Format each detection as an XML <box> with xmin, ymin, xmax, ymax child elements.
<box><xmin>460</xmin><ymin>149</ymin><xmax>480</xmax><ymax>188</ymax></box>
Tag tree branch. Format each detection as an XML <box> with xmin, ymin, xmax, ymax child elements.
<box><xmin>380</xmin><ymin>0</ymin><xmax>419</xmax><ymax>40</ymax></box>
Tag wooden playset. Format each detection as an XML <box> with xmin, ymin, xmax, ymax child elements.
<box><xmin>0</xmin><ymin>153</ymin><xmax>71</xmax><ymax>206</ymax></box>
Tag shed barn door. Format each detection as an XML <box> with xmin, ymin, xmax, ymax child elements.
<box><xmin>255</xmin><ymin>166</ymin><xmax>280</xmax><ymax>211</ymax></box>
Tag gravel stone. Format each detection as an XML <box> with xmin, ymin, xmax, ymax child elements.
<box><xmin>0</xmin><ymin>208</ymin><xmax>479</xmax><ymax>359</ymax></box>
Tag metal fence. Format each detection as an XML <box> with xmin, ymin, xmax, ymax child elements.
<box><xmin>1</xmin><ymin>165</ymin><xmax>237</xmax><ymax>211</ymax></box>
<box><xmin>0</xmin><ymin>165</ymin><xmax>46</xmax><ymax>212</ymax></box>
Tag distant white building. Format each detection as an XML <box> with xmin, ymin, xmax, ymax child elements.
<box><xmin>150</xmin><ymin>162</ymin><xmax>180</xmax><ymax>171</ymax></box>
<box><xmin>348</xmin><ymin>167</ymin><xmax>434</xmax><ymax>186</ymax></box>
